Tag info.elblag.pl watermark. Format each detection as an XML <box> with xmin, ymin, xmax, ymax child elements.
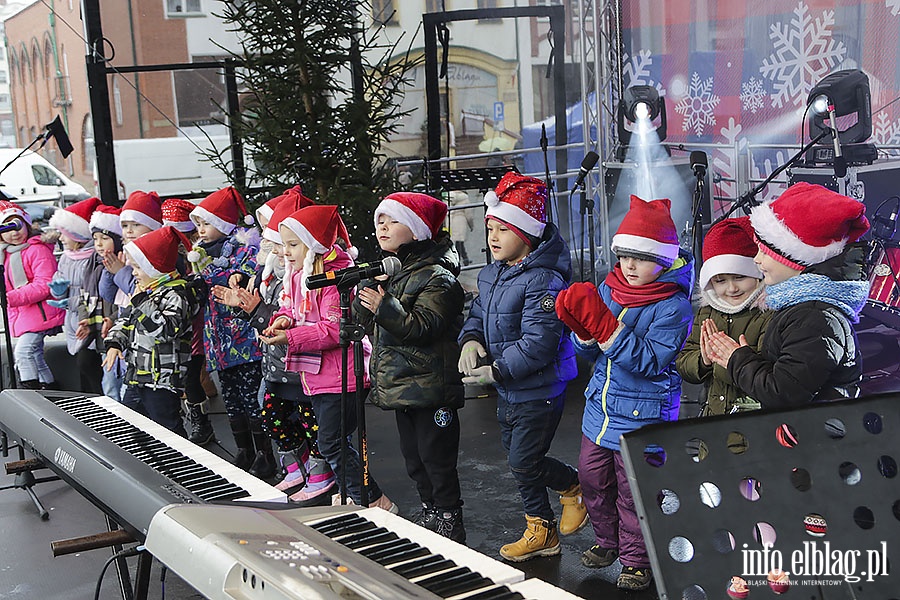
<box><xmin>741</xmin><ymin>541</ymin><xmax>889</xmax><ymax>584</ymax></box>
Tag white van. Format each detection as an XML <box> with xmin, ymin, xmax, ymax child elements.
<box><xmin>0</xmin><ymin>148</ymin><xmax>90</xmax><ymax>222</ymax></box>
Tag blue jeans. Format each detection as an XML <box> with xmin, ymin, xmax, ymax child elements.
<box><xmin>14</xmin><ymin>331</ymin><xmax>55</xmax><ymax>383</ymax></box>
<box><xmin>101</xmin><ymin>356</ymin><xmax>124</xmax><ymax>400</ymax></box>
<box><xmin>310</xmin><ymin>392</ymin><xmax>383</xmax><ymax>505</ymax></box>
<box><xmin>122</xmin><ymin>386</ymin><xmax>187</xmax><ymax>438</ymax></box>
<box><xmin>497</xmin><ymin>393</ymin><xmax>578</xmax><ymax>521</ymax></box>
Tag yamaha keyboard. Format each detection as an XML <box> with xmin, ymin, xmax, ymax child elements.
<box><xmin>0</xmin><ymin>390</ymin><xmax>285</xmax><ymax>538</ymax></box>
<box><xmin>146</xmin><ymin>503</ymin><xmax>584</xmax><ymax>600</ymax></box>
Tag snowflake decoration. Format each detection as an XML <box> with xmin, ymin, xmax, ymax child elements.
<box><xmin>741</xmin><ymin>78</ymin><xmax>768</xmax><ymax>114</ymax></box>
<box><xmin>888</xmin><ymin>0</ymin><xmax>900</xmax><ymax>16</ymax></box>
<box><xmin>623</xmin><ymin>49</ymin><xmax>665</xmax><ymax>95</ymax></box>
<box><xmin>872</xmin><ymin>113</ymin><xmax>900</xmax><ymax>157</ymax></box>
<box><xmin>674</xmin><ymin>72</ymin><xmax>720</xmax><ymax>136</ymax></box>
<box><xmin>712</xmin><ymin>118</ymin><xmax>745</xmax><ymax>204</ymax></box>
<box><xmin>760</xmin><ymin>2</ymin><xmax>846</xmax><ymax>109</ymax></box>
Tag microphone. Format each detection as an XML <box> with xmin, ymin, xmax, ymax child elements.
<box><xmin>690</xmin><ymin>150</ymin><xmax>708</xmax><ymax>178</ymax></box>
<box><xmin>573</xmin><ymin>151</ymin><xmax>600</xmax><ymax>189</ymax></box>
<box><xmin>0</xmin><ymin>220</ymin><xmax>24</xmax><ymax>235</ymax></box>
<box><xmin>305</xmin><ymin>256</ymin><xmax>402</xmax><ymax>290</ymax></box>
<box><xmin>828</xmin><ymin>103</ymin><xmax>847</xmax><ymax>178</ymax></box>
<box><xmin>873</xmin><ymin>205</ymin><xmax>898</xmax><ymax>241</ymax></box>
<box><xmin>540</xmin><ymin>124</ymin><xmax>548</xmax><ymax>153</ymax></box>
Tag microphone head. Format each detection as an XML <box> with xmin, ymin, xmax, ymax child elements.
<box><xmin>581</xmin><ymin>151</ymin><xmax>600</xmax><ymax>171</ymax></box>
<box><xmin>690</xmin><ymin>150</ymin><xmax>708</xmax><ymax>169</ymax></box>
<box><xmin>382</xmin><ymin>256</ymin><xmax>402</xmax><ymax>276</ymax></box>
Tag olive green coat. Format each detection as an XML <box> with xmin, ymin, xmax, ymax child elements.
<box><xmin>676</xmin><ymin>304</ymin><xmax>770</xmax><ymax>416</ymax></box>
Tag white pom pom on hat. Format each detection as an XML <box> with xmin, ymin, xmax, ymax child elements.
<box><xmin>483</xmin><ymin>190</ymin><xmax>500</xmax><ymax>207</ymax></box>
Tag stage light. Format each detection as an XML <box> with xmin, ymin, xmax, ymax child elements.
<box><xmin>807</xmin><ymin>69</ymin><xmax>872</xmax><ymax>144</ymax></box>
<box><xmin>616</xmin><ymin>85</ymin><xmax>667</xmax><ymax>159</ymax></box>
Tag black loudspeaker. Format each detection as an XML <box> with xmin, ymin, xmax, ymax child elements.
<box><xmin>620</xmin><ymin>393</ymin><xmax>899</xmax><ymax>599</ymax></box>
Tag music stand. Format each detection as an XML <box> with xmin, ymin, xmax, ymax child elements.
<box><xmin>437</xmin><ymin>166</ymin><xmax>517</xmax><ymax>192</ymax></box>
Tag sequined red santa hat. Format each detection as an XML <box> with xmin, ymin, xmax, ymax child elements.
<box><xmin>373</xmin><ymin>192</ymin><xmax>447</xmax><ymax>241</ymax></box>
<box><xmin>161</xmin><ymin>198</ymin><xmax>198</xmax><ymax>233</ymax></box>
<box><xmin>698</xmin><ymin>217</ymin><xmax>763</xmax><ymax>290</ymax></box>
<box><xmin>483</xmin><ymin>171</ymin><xmax>548</xmax><ymax>246</ymax></box>
<box><xmin>611</xmin><ymin>195</ymin><xmax>679</xmax><ymax>268</ymax></box>
<box><xmin>124</xmin><ymin>226</ymin><xmax>191</xmax><ymax>279</ymax></box>
<box><xmin>89</xmin><ymin>204</ymin><xmax>123</xmax><ymax>238</ymax></box>
<box><xmin>119</xmin><ymin>190</ymin><xmax>163</xmax><ymax>230</ymax></box>
<box><xmin>49</xmin><ymin>196</ymin><xmax>102</xmax><ymax>241</ymax></box>
<box><xmin>263</xmin><ymin>188</ymin><xmax>315</xmax><ymax>245</ymax></box>
<box><xmin>750</xmin><ymin>182</ymin><xmax>870</xmax><ymax>269</ymax></box>
<box><xmin>190</xmin><ymin>186</ymin><xmax>254</xmax><ymax>235</ymax></box>
<box><xmin>0</xmin><ymin>200</ymin><xmax>31</xmax><ymax>226</ymax></box>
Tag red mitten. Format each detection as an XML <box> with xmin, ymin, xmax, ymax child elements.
<box><xmin>556</xmin><ymin>288</ymin><xmax>593</xmax><ymax>340</ymax></box>
<box><xmin>563</xmin><ymin>282</ymin><xmax>619</xmax><ymax>343</ymax></box>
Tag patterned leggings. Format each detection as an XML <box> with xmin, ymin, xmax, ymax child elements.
<box><xmin>260</xmin><ymin>391</ymin><xmax>323</xmax><ymax>456</ymax></box>
<box><xmin>217</xmin><ymin>362</ymin><xmax>262</xmax><ymax>419</ymax></box>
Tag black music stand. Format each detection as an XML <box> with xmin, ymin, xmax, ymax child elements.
<box><xmin>436</xmin><ymin>165</ymin><xmax>517</xmax><ymax>193</ymax></box>
<box><xmin>620</xmin><ymin>393</ymin><xmax>899</xmax><ymax>599</ymax></box>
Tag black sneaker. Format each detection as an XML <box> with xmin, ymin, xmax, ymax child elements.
<box><xmin>411</xmin><ymin>503</ymin><xmax>438</xmax><ymax>530</ymax></box>
<box><xmin>433</xmin><ymin>508</ymin><xmax>466</xmax><ymax>545</ymax></box>
<box><xmin>617</xmin><ymin>565</ymin><xmax>652</xmax><ymax>590</ymax></box>
<box><xmin>581</xmin><ymin>545</ymin><xmax>619</xmax><ymax>568</ymax></box>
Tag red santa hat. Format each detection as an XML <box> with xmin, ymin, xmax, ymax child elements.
<box><xmin>373</xmin><ymin>192</ymin><xmax>447</xmax><ymax>241</ymax></box>
<box><xmin>750</xmin><ymin>182</ymin><xmax>870</xmax><ymax>269</ymax></box>
<box><xmin>611</xmin><ymin>195</ymin><xmax>680</xmax><ymax>268</ymax></box>
<box><xmin>483</xmin><ymin>171</ymin><xmax>548</xmax><ymax>244</ymax></box>
<box><xmin>281</xmin><ymin>204</ymin><xmax>355</xmax><ymax>257</ymax></box>
<box><xmin>161</xmin><ymin>198</ymin><xmax>198</xmax><ymax>233</ymax></box>
<box><xmin>190</xmin><ymin>186</ymin><xmax>253</xmax><ymax>235</ymax></box>
<box><xmin>263</xmin><ymin>187</ymin><xmax>315</xmax><ymax>245</ymax></box>
<box><xmin>49</xmin><ymin>196</ymin><xmax>102</xmax><ymax>241</ymax></box>
<box><xmin>120</xmin><ymin>190</ymin><xmax>163</xmax><ymax>231</ymax></box>
<box><xmin>698</xmin><ymin>217</ymin><xmax>763</xmax><ymax>290</ymax></box>
<box><xmin>124</xmin><ymin>225</ymin><xmax>191</xmax><ymax>279</ymax></box>
<box><xmin>89</xmin><ymin>204</ymin><xmax>123</xmax><ymax>238</ymax></box>
<box><xmin>256</xmin><ymin>185</ymin><xmax>308</xmax><ymax>226</ymax></box>
<box><xmin>0</xmin><ymin>200</ymin><xmax>31</xmax><ymax>226</ymax></box>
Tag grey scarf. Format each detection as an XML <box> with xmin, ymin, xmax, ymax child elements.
<box><xmin>0</xmin><ymin>242</ymin><xmax>30</xmax><ymax>289</ymax></box>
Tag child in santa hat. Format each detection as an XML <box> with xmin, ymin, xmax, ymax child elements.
<box><xmin>555</xmin><ymin>195</ymin><xmax>694</xmax><ymax>591</ymax></box>
<box><xmin>1</xmin><ymin>200</ymin><xmax>65</xmax><ymax>389</ymax></box>
<box><xmin>706</xmin><ymin>182</ymin><xmax>870</xmax><ymax>406</ymax></box>
<box><xmin>161</xmin><ymin>197</ymin><xmax>219</xmax><ymax>446</ymax></box>
<box><xmin>103</xmin><ymin>226</ymin><xmax>199</xmax><ymax>435</ymax></box>
<box><xmin>457</xmin><ymin>172</ymin><xmax>583</xmax><ymax>560</ymax></box>
<box><xmin>676</xmin><ymin>217</ymin><xmax>770</xmax><ymax>415</ymax></box>
<box><xmin>77</xmin><ymin>204</ymin><xmax>125</xmax><ymax>400</ymax></box>
<box><xmin>354</xmin><ymin>192</ymin><xmax>464</xmax><ymax>540</ymax></box>
<box><xmin>188</xmin><ymin>187</ymin><xmax>268</xmax><ymax>474</ymax></box>
<box><xmin>260</xmin><ymin>205</ymin><xmax>394</xmax><ymax>511</ymax></box>
<box><xmin>99</xmin><ymin>190</ymin><xmax>164</xmax><ymax>301</ymax></box>
<box><xmin>216</xmin><ymin>195</ymin><xmax>336</xmax><ymax>504</ymax></box>
<box><xmin>48</xmin><ymin>196</ymin><xmax>104</xmax><ymax>393</ymax></box>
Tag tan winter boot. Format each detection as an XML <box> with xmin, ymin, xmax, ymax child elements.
<box><xmin>499</xmin><ymin>515</ymin><xmax>561</xmax><ymax>562</ymax></box>
<box><xmin>558</xmin><ymin>483</ymin><xmax>589</xmax><ymax>535</ymax></box>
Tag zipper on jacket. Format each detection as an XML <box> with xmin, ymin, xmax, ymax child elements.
<box><xmin>594</xmin><ymin>306</ymin><xmax>628</xmax><ymax>445</ymax></box>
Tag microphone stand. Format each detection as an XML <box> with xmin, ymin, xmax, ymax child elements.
<box><xmin>0</xmin><ymin>131</ymin><xmax>48</xmax><ymax>181</ymax></box>
<box><xmin>0</xmin><ymin>262</ymin><xmax>17</xmax><ymax>391</ymax></box>
<box><xmin>337</xmin><ymin>284</ymin><xmax>369</xmax><ymax>507</ymax></box>
<box><xmin>690</xmin><ymin>169</ymin><xmax>705</xmax><ymax>266</ymax></box>
<box><xmin>719</xmin><ymin>128</ymin><xmax>831</xmax><ymax>222</ymax></box>
<box><xmin>540</xmin><ymin>124</ymin><xmax>553</xmax><ymax>223</ymax></box>
<box><xmin>580</xmin><ymin>183</ymin><xmax>597</xmax><ymax>284</ymax></box>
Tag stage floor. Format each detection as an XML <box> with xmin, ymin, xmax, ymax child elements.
<box><xmin>2</xmin><ymin>314</ymin><xmax>899</xmax><ymax>599</ymax></box>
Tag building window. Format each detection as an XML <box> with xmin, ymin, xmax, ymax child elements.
<box><xmin>425</xmin><ymin>0</ymin><xmax>443</xmax><ymax>13</ymax></box>
<box><xmin>165</xmin><ymin>0</ymin><xmax>203</xmax><ymax>17</ymax></box>
<box><xmin>0</xmin><ymin>71</ymin><xmax>7</xmax><ymax>84</ymax></box>
<box><xmin>477</xmin><ymin>0</ymin><xmax>500</xmax><ymax>22</ymax></box>
<box><xmin>0</xmin><ymin>94</ymin><xmax>10</xmax><ymax>110</ymax></box>
<box><xmin>372</xmin><ymin>0</ymin><xmax>398</xmax><ymax>24</ymax></box>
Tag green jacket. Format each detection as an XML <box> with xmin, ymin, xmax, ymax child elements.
<box><xmin>354</xmin><ymin>233</ymin><xmax>465</xmax><ymax>411</ymax></box>
<box><xmin>676</xmin><ymin>303</ymin><xmax>770</xmax><ymax>416</ymax></box>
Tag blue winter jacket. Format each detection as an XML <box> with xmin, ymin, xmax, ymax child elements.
<box><xmin>576</xmin><ymin>250</ymin><xmax>694</xmax><ymax>451</ymax></box>
<box><xmin>459</xmin><ymin>224</ymin><xmax>577</xmax><ymax>403</ymax></box>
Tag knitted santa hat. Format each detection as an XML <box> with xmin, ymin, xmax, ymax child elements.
<box><xmin>750</xmin><ymin>182</ymin><xmax>870</xmax><ymax>269</ymax></box>
<box><xmin>190</xmin><ymin>186</ymin><xmax>253</xmax><ymax>235</ymax></box>
<box><xmin>0</xmin><ymin>200</ymin><xmax>31</xmax><ymax>226</ymax></box>
<box><xmin>374</xmin><ymin>192</ymin><xmax>447</xmax><ymax>241</ymax></box>
<box><xmin>161</xmin><ymin>198</ymin><xmax>198</xmax><ymax>233</ymax></box>
<box><xmin>698</xmin><ymin>217</ymin><xmax>763</xmax><ymax>290</ymax></box>
<box><xmin>611</xmin><ymin>195</ymin><xmax>680</xmax><ymax>268</ymax></box>
<box><xmin>89</xmin><ymin>204</ymin><xmax>123</xmax><ymax>238</ymax></box>
<box><xmin>263</xmin><ymin>188</ymin><xmax>315</xmax><ymax>245</ymax></box>
<box><xmin>124</xmin><ymin>225</ymin><xmax>191</xmax><ymax>279</ymax></box>
<box><xmin>120</xmin><ymin>190</ymin><xmax>163</xmax><ymax>230</ymax></box>
<box><xmin>483</xmin><ymin>171</ymin><xmax>548</xmax><ymax>245</ymax></box>
<box><xmin>49</xmin><ymin>196</ymin><xmax>102</xmax><ymax>241</ymax></box>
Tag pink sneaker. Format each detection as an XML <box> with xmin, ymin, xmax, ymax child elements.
<box><xmin>275</xmin><ymin>467</ymin><xmax>305</xmax><ymax>493</ymax></box>
<box><xmin>289</xmin><ymin>459</ymin><xmax>336</xmax><ymax>504</ymax></box>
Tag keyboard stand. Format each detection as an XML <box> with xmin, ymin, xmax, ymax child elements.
<box><xmin>0</xmin><ymin>440</ymin><xmax>58</xmax><ymax>520</ymax></box>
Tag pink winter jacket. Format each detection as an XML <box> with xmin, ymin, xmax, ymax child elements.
<box><xmin>5</xmin><ymin>236</ymin><xmax>65</xmax><ymax>337</ymax></box>
<box><xmin>278</xmin><ymin>246</ymin><xmax>371</xmax><ymax>396</ymax></box>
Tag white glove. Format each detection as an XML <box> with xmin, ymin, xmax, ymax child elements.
<box><xmin>458</xmin><ymin>340</ymin><xmax>487</xmax><ymax>375</ymax></box>
<box><xmin>461</xmin><ymin>365</ymin><xmax>497</xmax><ymax>386</ymax></box>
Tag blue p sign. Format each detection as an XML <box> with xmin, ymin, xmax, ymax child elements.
<box><xmin>493</xmin><ymin>101</ymin><xmax>504</xmax><ymax>123</ymax></box>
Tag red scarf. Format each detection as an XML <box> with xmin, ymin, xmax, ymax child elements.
<box><xmin>605</xmin><ymin>263</ymin><xmax>681</xmax><ymax>307</ymax></box>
